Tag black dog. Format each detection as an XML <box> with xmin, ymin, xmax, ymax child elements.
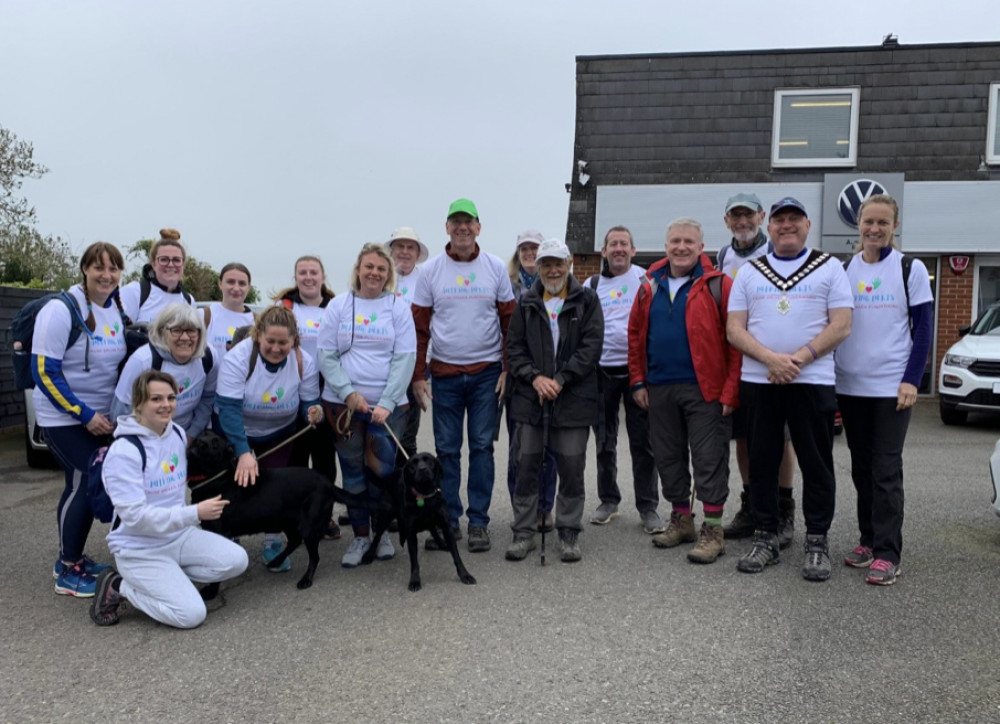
<box><xmin>362</xmin><ymin>452</ymin><xmax>476</xmax><ymax>592</ymax></box>
<box><xmin>187</xmin><ymin>431</ymin><xmax>367</xmax><ymax>594</ymax></box>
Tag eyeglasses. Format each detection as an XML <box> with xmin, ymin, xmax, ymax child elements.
<box><xmin>727</xmin><ymin>209</ymin><xmax>758</xmax><ymax>219</ymax></box>
<box><xmin>168</xmin><ymin>327</ymin><xmax>199</xmax><ymax>338</ymax></box>
<box><xmin>156</xmin><ymin>256</ymin><xmax>185</xmax><ymax>266</ymax></box>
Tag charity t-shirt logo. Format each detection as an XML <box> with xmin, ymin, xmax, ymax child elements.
<box><xmin>355</xmin><ymin>312</ymin><xmax>378</xmax><ymax>326</ymax></box>
<box><xmin>227</xmin><ymin>325</ymin><xmax>236</xmax><ymax>336</ymax></box>
<box><xmin>456</xmin><ymin>273</ymin><xmax>476</xmax><ymax>286</ymax></box>
<box><xmin>608</xmin><ymin>286</ymin><xmax>628</xmax><ymax>299</ymax></box>
<box><xmin>261</xmin><ymin>388</ymin><xmax>285</xmax><ymax>403</ymax></box>
<box><xmin>177</xmin><ymin>377</ymin><xmax>192</xmax><ymax>394</ymax></box>
<box><xmin>102</xmin><ymin>322</ymin><xmax>121</xmax><ymax>338</ymax></box>
<box><xmin>396</xmin><ymin>287</ymin><xmax>407</xmax><ymax>298</ymax></box>
<box><xmin>857</xmin><ymin>278</ymin><xmax>881</xmax><ymax>294</ymax></box>
<box><xmin>549</xmin><ymin>304</ymin><xmax>562</xmax><ymax>320</ymax></box>
<box><xmin>160</xmin><ymin>454</ymin><xmax>180</xmax><ymax>474</ymax></box>
<box><xmin>305</xmin><ymin>319</ymin><xmax>321</xmax><ymax>330</ymax></box>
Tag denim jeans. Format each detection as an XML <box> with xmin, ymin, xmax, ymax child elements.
<box><xmin>431</xmin><ymin>362</ymin><xmax>502</xmax><ymax>529</ymax></box>
<box><xmin>326</xmin><ymin>403</ymin><xmax>408</xmax><ymax>530</ymax></box>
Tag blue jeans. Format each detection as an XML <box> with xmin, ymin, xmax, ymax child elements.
<box><xmin>431</xmin><ymin>363</ymin><xmax>501</xmax><ymax>529</ymax></box>
<box><xmin>328</xmin><ymin>403</ymin><xmax>408</xmax><ymax>530</ymax></box>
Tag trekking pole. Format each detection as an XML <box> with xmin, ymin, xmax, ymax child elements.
<box><xmin>540</xmin><ymin>399</ymin><xmax>552</xmax><ymax>566</ymax></box>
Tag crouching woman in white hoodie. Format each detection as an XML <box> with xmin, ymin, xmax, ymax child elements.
<box><xmin>90</xmin><ymin>369</ymin><xmax>248</xmax><ymax>628</ymax></box>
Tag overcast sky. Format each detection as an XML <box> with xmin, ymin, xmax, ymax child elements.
<box><xmin>3</xmin><ymin>0</ymin><xmax>998</xmax><ymax>296</ymax></box>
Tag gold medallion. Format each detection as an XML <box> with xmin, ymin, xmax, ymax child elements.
<box><xmin>776</xmin><ymin>296</ymin><xmax>791</xmax><ymax>315</ymax></box>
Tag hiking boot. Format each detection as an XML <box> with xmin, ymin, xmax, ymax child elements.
<box><xmin>341</xmin><ymin>536</ymin><xmax>372</xmax><ymax>568</ymax></box>
<box><xmin>866</xmin><ymin>559</ymin><xmax>901</xmax><ymax>586</ymax></box>
<box><xmin>425</xmin><ymin>527</ymin><xmax>462</xmax><ymax>551</ymax></box>
<box><xmin>375</xmin><ymin>532</ymin><xmax>395</xmax><ymax>561</ymax></box>
<box><xmin>505</xmin><ymin>533</ymin><xmax>538</xmax><ymax>561</ymax></box>
<box><xmin>262</xmin><ymin>540</ymin><xmax>291</xmax><ymax>572</ymax></box>
<box><xmin>737</xmin><ymin>530</ymin><xmax>780</xmax><ymax>573</ymax></box>
<box><xmin>589</xmin><ymin>502</ymin><xmax>620</xmax><ymax>525</ymax></box>
<box><xmin>54</xmin><ymin>562</ymin><xmax>97</xmax><ymax>597</ymax></box>
<box><xmin>777</xmin><ymin>496</ymin><xmax>795</xmax><ymax>550</ymax></box>
<box><xmin>802</xmin><ymin>534</ymin><xmax>832</xmax><ymax>582</ymax></box>
<box><xmin>558</xmin><ymin>529</ymin><xmax>582</xmax><ymax>563</ymax></box>
<box><xmin>640</xmin><ymin>509</ymin><xmax>667</xmax><ymax>534</ymax></box>
<box><xmin>89</xmin><ymin>569</ymin><xmax>125</xmax><ymax>626</ymax></box>
<box><xmin>324</xmin><ymin>520</ymin><xmax>342</xmax><ymax>540</ymax></box>
<box><xmin>52</xmin><ymin>554</ymin><xmax>108</xmax><ymax>580</ymax></box>
<box><xmin>651</xmin><ymin>512</ymin><xmax>696</xmax><ymax>549</ymax></box>
<box><xmin>536</xmin><ymin>511</ymin><xmax>554</xmax><ymax>533</ymax></box>
<box><xmin>467</xmin><ymin>526</ymin><xmax>491</xmax><ymax>553</ymax></box>
<box><xmin>844</xmin><ymin>545</ymin><xmax>874</xmax><ymax>568</ymax></box>
<box><xmin>723</xmin><ymin>491</ymin><xmax>754</xmax><ymax>539</ymax></box>
<box><xmin>687</xmin><ymin>523</ymin><xmax>725</xmax><ymax>564</ymax></box>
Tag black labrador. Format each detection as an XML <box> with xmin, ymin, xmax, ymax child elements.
<box><xmin>362</xmin><ymin>452</ymin><xmax>476</xmax><ymax>592</ymax></box>
<box><xmin>187</xmin><ymin>431</ymin><xmax>374</xmax><ymax>595</ymax></box>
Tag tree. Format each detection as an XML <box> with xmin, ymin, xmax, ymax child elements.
<box><xmin>122</xmin><ymin>239</ymin><xmax>260</xmax><ymax>303</ymax></box>
<box><xmin>0</xmin><ymin>125</ymin><xmax>77</xmax><ymax>289</ymax></box>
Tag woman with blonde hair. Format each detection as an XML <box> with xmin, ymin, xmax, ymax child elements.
<box><xmin>317</xmin><ymin>243</ymin><xmax>416</xmax><ymax>567</ymax></box>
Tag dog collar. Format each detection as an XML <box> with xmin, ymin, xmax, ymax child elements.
<box><xmin>411</xmin><ymin>487</ymin><xmax>441</xmax><ymax>508</ymax></box>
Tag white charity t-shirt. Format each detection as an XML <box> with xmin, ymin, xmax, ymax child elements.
<box><xmin>115</xmin><ymin>345</ymin><xmax>212</xmax><ymax>430</ymax></box>
<box><xmin>718</xmin><ymin>240</ymin><xmax>770</xmax><ymax>280</ymax></box>
<box><xmin>411</xmin><ymin>249</ymin><xmax>515</xmax><ymax>365</ymax></box>
<box><xmin>216</xmin><ymin>338</ymin><xmax>319</xmax><ymax>438</ymax></box>
<box><xmin>31</xmin><ymin>286</ymin><xmax>127</xmax><ymax>427</ymax></box>
<box><xmin>284</xmin><ymin>300</ymin><xmax>326</xmax><ymax>360</ymax></box>
<box><xmin>395</xmin><ymin>267</ymin><xmax>422</xmax><ymax>304</ymax></box>
<box><xmin>543</xmin><ymin>295</ymin><xmax>563</xmax><ymax>365</ymax></box>
<box><xmin>204</xmin><ymin>303</ymin><xmax>254</xmax><ymax>362</ymax></box>
<box><xmin>835</xmin><ymin>250</ymin><xmax>933</xmax><ymax>397</ymax></box>
<box><xmin>583</xmin><ymin>265</ymin><xmax>647</xmax><ymax>367</ymax></box>
<box><xmin>119</xmin><ymin>281</ymin><xmax>195</xmax><ymax>324</ymax></box>
<box><xmin>728</xmin><ymin>251</ymin><xmax>854</xmax><ymax>385</ymax></box>
<box><xmin>317</xmin><ymin>292</ymin><xmax>416</xmax><ymax>407</ymax></box>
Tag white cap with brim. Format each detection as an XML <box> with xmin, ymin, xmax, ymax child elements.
<box><xmin>535</xmin><ymin>238</ymin><xmax>572</xmax><ymax>261</ymax></box>
<box><xmin>387</xmin><ymin>227</ymin><xmax>429</xmax><ymax>263</ymax></box>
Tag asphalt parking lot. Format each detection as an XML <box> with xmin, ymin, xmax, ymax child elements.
<box><xmin>2</xmin><ymin>401</ymin><xmax>999</xmax><ymax>723</ymax></box>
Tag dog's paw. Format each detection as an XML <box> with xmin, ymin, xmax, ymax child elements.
<box><xmin>296</xmin><ymin>576</ymin><xmax>314</xmax><ymax>590</ymax></box>
<box><xmin>459</xmin><ymin>572</ymin><xmax>477</xmax><ymax>586</ymax></box>
<box><xmin>200</xmin><ymin>582</ymin><xmax>220</xmax><ymax>600</ymax></box>
<box><xmin>408</xmin><ymin>578</ymin><xmax>422</xmax><ymax>593</ymax></box>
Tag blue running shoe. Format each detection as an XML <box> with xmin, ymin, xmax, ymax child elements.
<box><xmin>52</xmin><ymin>555</ymin><xmax>109</xmax><ymax>580</ymax></box>
<box><xmin>55</xmin><ymin>563</ymin><xmax>97</xmax><ymax>597</ymax></box>
<box><xmin>262</xmin><ymin>540</ymin><xmax>291</xmax><ymax>572</ymax></box>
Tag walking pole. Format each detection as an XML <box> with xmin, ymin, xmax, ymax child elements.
<box><xmin>540</xmin><ymin>399</ymin><xmax>552</xmax><ymax>566</ymax></box>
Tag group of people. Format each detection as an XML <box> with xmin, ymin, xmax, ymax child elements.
<box><xmin>32</xmin><ymin>191</ymin><xmax>928</xmax><ymax>628</ymax></box>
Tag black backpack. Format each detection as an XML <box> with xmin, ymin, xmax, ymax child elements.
<box><xmin>9</xmin><ymin>292</ymin><xmax>89</xmax><ymax>390</ymax></box>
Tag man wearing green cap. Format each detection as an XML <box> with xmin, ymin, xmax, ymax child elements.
<box><xmin>410</xmin><ymin>199</ymin><xmax>517</xmax><ymax>553</ymax></box>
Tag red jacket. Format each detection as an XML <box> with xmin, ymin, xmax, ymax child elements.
<box><xmin>627</xmin><ymin>254</ymin><xmax>741</xmax><ymax>408</ymax></box>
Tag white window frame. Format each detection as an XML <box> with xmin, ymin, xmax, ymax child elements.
<box><xmin>771</xmin><ymin>87</ymin><xmax>860</xmax><ymax>169</ymax></box>
<box><xmin>986</xmin><ymin>82</ymin><xmax>1000</xmax><ymax>165</ymax></box>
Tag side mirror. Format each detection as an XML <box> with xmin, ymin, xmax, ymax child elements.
<box><xmin>959</xmin><ymin>325</ymin><xmax>972</xmax><ymax>337</ymax></box>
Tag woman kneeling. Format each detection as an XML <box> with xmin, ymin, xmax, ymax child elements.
<box><xmin>90</xmin><ymin>370</ymin><xmax>248</xmax><ymax>628</ymax></box>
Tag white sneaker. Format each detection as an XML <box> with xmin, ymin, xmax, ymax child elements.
<box><xmin>375</xmin><ymin>532</ymin><xmax>395</xmax><ymax>561</ymax></box>
<box><xmin>341</xmin><ymin>537</ymin><xmax>371</xmax><ymax>568</ymax></box>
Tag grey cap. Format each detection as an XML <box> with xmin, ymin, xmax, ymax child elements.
<box><xmin>725</xmin><ymin>192</ymin><xmax>763</xmax><ymax>214</ymax></box>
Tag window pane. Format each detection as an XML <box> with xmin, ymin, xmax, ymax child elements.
<box><xmin>778</xmin><ymin>93</ymin><xmax>854</xmax><ymax>161</ymax></box>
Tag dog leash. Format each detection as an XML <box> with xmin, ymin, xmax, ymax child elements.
<box><xmin>188</xmin><ymin>424</ymin><xmax>316</xmax><ymax>493</ymax></box>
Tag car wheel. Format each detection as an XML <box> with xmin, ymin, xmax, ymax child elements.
<box><xmin>23</xmin><ymin>424</ymin><xmax>56</xmax><ymax>469</ymax></box>
<box><xmin>939</xmin><ymin>401</ymin><xmax>968</xmax><ymax>426</ymax></box>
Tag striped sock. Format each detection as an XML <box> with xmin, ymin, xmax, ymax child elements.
<box><xmin>672</xmin><ymin>501</ymin><xmax>691</xmax><ymax>516</ymax></box>
<box><xmin>703</xmin><ymin>503</ymin><xmax>724</xmax><ymax>527</ymax></box>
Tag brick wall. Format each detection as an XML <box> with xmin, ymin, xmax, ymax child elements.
<box><xmin>572</xmin><ymin>254</ymin><xmax>602</xmax><ymax>282</ymax></box>
<box><xmin>935</xmin><ymin>255</ymin><xmax>975</xmax><ymax>376</ymax></box>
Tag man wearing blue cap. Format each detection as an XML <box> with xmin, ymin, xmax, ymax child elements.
<box><xmin>411</xmin><ymin>199</ymin><xmax>517</xmax><ymax>553</ymax></box>
<box><xmin>726</xmin><ymin>198</ymin><xmax>853</xmax><ymax>581</ymax></box>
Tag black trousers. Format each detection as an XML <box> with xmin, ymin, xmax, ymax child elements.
<box><xmin>837</xmin><ymin>394</ymin><xmax>910</xmax><ymax>565</ymax></box>
<box><xmin>742</xmin><ymin>382</ymin><xmax>836</xmax><ymax>535</ymax></box>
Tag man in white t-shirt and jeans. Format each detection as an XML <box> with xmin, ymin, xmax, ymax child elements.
<box><xmin>726</xmin><ymin>197</ymin><xmax>853</xmax><ymax>581</ymax></box>
<box><xmin>583</xmin><ymin>225</ymin><xmax>664</xmax><ymax>534</ymax></box>
<box><xmin>411</xmin><ymin>199</ymin><xmax>517</xmax><ymax>553</ymax></box>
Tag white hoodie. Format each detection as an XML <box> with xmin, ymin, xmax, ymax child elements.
<box><xmin>104</xmin><ymin>415</ymin><xmax>199</xmax><ymax>554</ymax></box>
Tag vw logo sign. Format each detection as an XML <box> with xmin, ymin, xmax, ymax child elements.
<box><xmin>838</xmin><ymin>179</ymin><xmax>887</xmax><ymax>227</ymax></box>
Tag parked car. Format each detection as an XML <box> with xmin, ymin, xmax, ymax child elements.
<box><xmin>989</xmin><ymin>439</ymin><xmax>1000</xmax><ymax>518</ymax></box>
<box><xmin>938</xmin><ymin>302</ymin><xmax>1000</xmax><ymax>425</ymax></box>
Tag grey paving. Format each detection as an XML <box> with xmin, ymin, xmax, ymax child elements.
<box><xmin>1</xmin><ymin>401</ymin><xmax>999</xmax><ymax>723</ymax></box>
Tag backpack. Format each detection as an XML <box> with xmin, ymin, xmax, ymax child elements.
<box><xmin>87</xmin><ymin>426</ymin><xmax>185</xmax><ymax>524</ymax></box>
<box><xmin>150</xmin><ymin>344</ymin><xmax>214</xmax><ymax>375</ymax></box>
<box><xmin>9</xmin><ymin>292</ymin><xmax>89</xmax><ymax>390</ymax></box>
<box><xmin>246</xmin><ymin>342</ymin><xmax>303</xmax><ymax>381</ymax></box>
<box><xmin>138</xmin><ymin>276</ymin><xmax>194</xmax><ymax>311</ymax></box>
<box><xmin>843</xmin><ymin>253</ymin><xmax>914</xmax><ymax>336</ymax></box>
